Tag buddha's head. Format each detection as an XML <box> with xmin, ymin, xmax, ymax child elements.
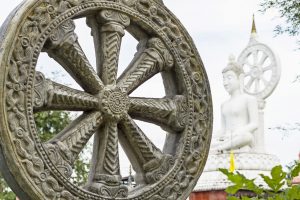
<box><xmin>222</xmin><ymin>55</ymin><xmax>244</xmax><ymax>94</ymax></box>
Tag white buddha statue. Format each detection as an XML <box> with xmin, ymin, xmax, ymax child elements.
<box><xmin>211</xmin><ymin>56</ymin><xmax>259</xmax><ymax>152</ymax></box>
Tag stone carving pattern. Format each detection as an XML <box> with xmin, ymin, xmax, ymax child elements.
<box><xmin>119</xmin><ymin>116</ymin><xmax>169</xmax><ymax>183</ymax></box>
<box><xmin>52</xmin><ymin>112</ymin><xmax>103</xmax><ymax>156</ymax></box>
<box><xmin>34</xmin><ymin>71</ymin><xmax>99</xmax><ymax>111</ymax></box>
<box><xmin>5</xmin><ymin>0</ymin><xmax>83</xmax><ymax>199</ymax></box>
<box><xmin>121</xmin><ymin>117</ymin><xmax>160</xmax><ymax>163</ymax></box>
<box><xmin>99</xmin><ymin>87</ymin><xmax>130</xmax><ymax>120</ymax></box>
<box><xmin>49</xmin><ymin>81</ymin><xmax>99</xmax><ymax>110</ymax></box>
<box><xmin>2</xmin><ymin>0</ymin><xmax>212</xmax><ymax>199</ymax></box>
<box><xmin>97</xmin><ymin>9</ymin><xmax>130</xmax><ymax>85</ymax></box>
<box><xmin>84</xmin><ymin>9</ymin><xmax>131</xmax><ymax>198</ymax></box>
<box><xmin>117</xmin><ymin>1</ymin><xmax>212</xmax><ymax>198</ymax></box>
<box><xmin>129</xmin><ymin>96</ymin><xmax>187</xmax><ymax>131</ymax></box>
<box><xmin>103</xmin><ymin>123</ymin><xmax>120</xmax><ymax>176</ymax></box>
<box><xmin>129</xmin><ymin>98</ymin><xmax>174</xmax><ymax>123</ymax></box>
<box><xmin>44</xmin><ymin>142</ymin><xmax>74</xmax><ymax>178</ymax></box>
<box><xmin>44</xmin><ymin>19</ymin><xmax>103</xmax><ymax>94</ymax></box>
<box><xmin>118</xmin><ymin>37</ymin><xmax>174</xmax><ymax>94</ymax></box>
<box><xmin>39</xmin><ymin>112</ymin><xmax>103</xmax><ymax>194</ymax></box>
<box><xmin>102</xmin><ymin>32</ymin><xmax>121</xmax><ymax>84</ymax></box>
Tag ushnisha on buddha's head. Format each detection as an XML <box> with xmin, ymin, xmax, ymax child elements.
<box><xmin>222</xmin><ymin>55</ymin><xmax>244</xmax><ymax>95</ymax></box>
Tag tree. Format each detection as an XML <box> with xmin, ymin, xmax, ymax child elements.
<box><xmin>260</xmin><ymin>0</ymin><xmax>300</xmax><ymax>45</ymax></box>
<box><xmin>34</xmin><ymin>111</ymin><xmax>71</xmax><ymax>142</ymax></box>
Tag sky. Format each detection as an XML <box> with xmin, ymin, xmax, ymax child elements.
<box><xmin>0</xmin><ymin>0</ymin><xmax>299</xmax><ymax>178</ymax></box>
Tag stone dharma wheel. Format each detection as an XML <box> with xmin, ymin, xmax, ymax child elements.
<box><xmin>0</xmin><ymin>0</ymin><xmax>213</xmax><ymax>199</ymax></box>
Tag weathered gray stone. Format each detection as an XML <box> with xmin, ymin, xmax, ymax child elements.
<box><xmin>0</xmin><ymin>0</ymin><xmax>213</xmax><ymax>199</ymax></box>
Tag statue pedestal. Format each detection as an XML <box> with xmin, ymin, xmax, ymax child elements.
<box><xmin>194</xmin><ymin>152</ymin><xmax>280</xmax><ymax>192</ymax></box>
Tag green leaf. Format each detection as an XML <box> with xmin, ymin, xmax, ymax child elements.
<box><xmin>220</xmin><ymin>169</ymin><xmax>245</xmax><ymax>185</ymax></box>
<box><xmin>220</xmin><ymin>168</ymin><xmax>264</xmax><ymax>196</ymax></box>
<box><xmin>241</xmin><ymin>197</ymin><xmax>252</xmax><ymax>200</ymax></box>
<box><xmin>227</xmin><ymin>196</ymin><xmax>240</xmax><ymax>200</ymax></box>
<box><xmin>260</xmin><ymin>165</ymin><xmax>286</xmax><ymax>192</ymax></box>
<box><xmin>219</xmin><ymin>168</ymin><xmax>231</xmax><ymax>176</ymax></box>
<box><xmin>271</xmin><ymin>166</ymin><xmax>286</xmax><ymax>181</ymax></box>
<box><xmin>226</xmin><ymin>185</ymin><xmax>242</xmax><ymax>194</ymax></box>
<box><xmin>291</xmin><ymin>162</ymin><xmax>300</xmax><ymax>178</ymax></box>
<box><xmin>243</xmin><ymin>179</ymin><xmax>263</xmax><ymax>195</ymax></box>
<box><xmin>284</xmin><ymin>185</ymin><xmax>300</xmax><ymax>199</ymax></box>
<box><xmin>222</xmin><ymin>163</ymin><xmax>300</xmax><ymax>199</ymax></box>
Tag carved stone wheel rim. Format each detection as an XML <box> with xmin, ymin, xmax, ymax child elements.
<box><xmin>0</xmin><ymin>0</ymin><xmax>213</xmax><ymax>200</ymax></box>
<box><xmin>238</xmin><ymin>42</ymin><xmax>280</xmax><ymax>99</ymax></box>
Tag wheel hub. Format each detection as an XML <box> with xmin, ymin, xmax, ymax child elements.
<box><xmin>250</xmin><ymin>66</ymin><xmax>262</xmax><ymax>78</ymax></box>
<box><xmin>99</xmin><ymin>87</ymin><xmax>129</xmax><ymax>120</ymax></box>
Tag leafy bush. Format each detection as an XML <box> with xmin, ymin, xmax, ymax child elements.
<box><xmin>220</xmin><ymin>162</ymin><xmax>300</xmax><ymax>200</ymax></box>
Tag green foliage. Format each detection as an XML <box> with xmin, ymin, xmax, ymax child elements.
<box><xmin>291</xmin><ymin>161</ymin><xmax>300</xmax><ymax>178</ymax></box>
<box><xmin>34</xmin><ymin>111</ymin><xmax>71</xmax><ymax>142</ymax></box>
<box><xmin>260</xmin><ymin>0</ymin><xmax>300</xmax><ymax>37</ymax></box>
<box><xmin>260</xmin><ymin>0</ymin><xmax>300</xmax><ymax>51</ymax></box>
<box><xmin>260</xmin><ymin>165</ymin><xmax>286</xmax><ymax>193</ymax></box>
<box><xmin>220</xmin><ymin>162</ymin><xmax>300</xmax><ymax>200</ymax></box>
<box><xmin>0</xmin><ymin>173</ymin><xmax>16</xmax><ymax>200</ymax></box>
<box><xmin>71</xmin><ymin>159</ymin><xmax>90</xmax><ymax>186</ymax></box>
<box><xmin>227</xmin><ymin>196</ymin><xmax>253</xmax><ymax>200</ymax></box>
<box><xmin>219</xmin><ymin>168</ymin><xmax>263</xmax><ymax>195</ymax></box>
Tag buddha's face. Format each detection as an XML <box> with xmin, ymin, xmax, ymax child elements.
<box><xmin>222</xmin><ymin>70</ymin><xmax>240</xmax><ymax>94</ymax></box>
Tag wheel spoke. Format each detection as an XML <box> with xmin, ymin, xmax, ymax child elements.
<box><xmin>33</xmin><ymin>72</ymin><xmax>99</xmax><ymax>112</ymax></box>
<box><xmin>87</xmin><ymin>122</ymin><xmax>126</xmax><ymax>196</ymax></box>
<box><xmin>49</xmin><ymin>112</ymin><xmax>102</xmax><ymax>157</ymax></box>
<box><xmin>43</xmin><ymin>20</ymin><xmax>103</xmax><ymax>94</ymax></box>
<box><xmin>129</xmin><ymin>96</ymin><xmax>187</xmax><ymax>131</ymax></box>
<box><xmin>245</xmin><ymin>77</ymin><xmax>255</xmax><ymax>89</ymax></box>
<box><xmin>244</xmin><ymin>59</ymin><xmax>254</xmax><ymax>67</ymax></box>
<box><xmin>117</xmin><ymin>38</ymin><xmax>174</xmax><ymax>94</ymax></box>
<box><xmin>260</xmin><ymin>76</ymin><xmax>268</xmax><ymax>86</ymax></box>
<box><xmin>263</xmin><ymin>65</ymin><xmax>273</xmax><ymax>72</ymax></box>
<box><xmin>252</xmin><ymin>50</ymin><xmax>259</xmax><ymax>65</ymax></box>
<box><xmin>95</xmin><ymin>122</ymin><xmax>121</xmax><ymax>178</ymax></box>
<box><xmin>258</xmin><ymin>52</ymin><xmax>268</xmax><ymax>66</ymax></box>
<box><xmin>44</xmin><ymin>112</ymin><xmax>103</xmax><ymax>178</ymax></box>
<box><xmin>87</xmin><ymin>10</ymin><xmax>130</xmax><ymax>85</ymax></box>
<box><xmin>254</xmin><ymin>78</ymin><xmax>260</xmax><ymax>92</ymax></box>
<box><xmin>118</xmin><ymin>116</ymin><xmax>174</xmax><ymax>184</ymax></box>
